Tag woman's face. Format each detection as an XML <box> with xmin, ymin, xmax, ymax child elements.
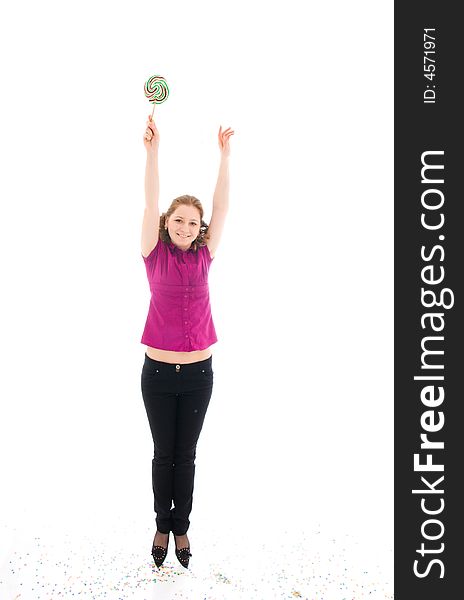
<box><xmin>166</xmin><ymin>205</ymin><xmax>201</xmax><ymax>250</ymax></box>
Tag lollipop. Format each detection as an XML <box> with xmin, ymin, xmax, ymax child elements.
<box><xmin>144</xmin><ymin>75</ymin><xmax>169</xmax><ymax>118</ymax></box>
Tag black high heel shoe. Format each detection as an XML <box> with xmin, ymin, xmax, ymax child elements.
<box><xmin>151</xmin><ymin>531</ymin><xmax>170</xmax><ymax>568</ymax></box>
<box><xmin>174</xmin><ymin>534</ymin><xmax>192</xmax><ymax>569</ymax></box>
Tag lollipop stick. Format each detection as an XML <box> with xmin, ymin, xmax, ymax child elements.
<box><xmin>151</xmin><ymin>103</ymin><xmax>155</xmax><ymax>118</ymax></box>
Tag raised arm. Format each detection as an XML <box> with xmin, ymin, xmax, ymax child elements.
<box><xmin>206</xmin><ymin>126</ymin><xmax>234</xmax><ymax>259</ymax></box>
<box><xmin>141</xmin><ymin>115</ymin><xmax>160</xmax><ymax>257</ymax></box>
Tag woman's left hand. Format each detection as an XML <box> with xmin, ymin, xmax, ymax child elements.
<box><xmin>218</xmin><ymin>126</ymin><xmax>234</xmax><ymax>158</ymax></box>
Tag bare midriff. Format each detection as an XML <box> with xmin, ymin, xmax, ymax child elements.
<box><xmin>145</xmin><ymin>345</ymin><xmax>212</xmax><ymax>364</ymax></box>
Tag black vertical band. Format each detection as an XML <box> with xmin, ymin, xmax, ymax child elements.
<box><xmin>395</xmin><ymin>2</ymin><xmax>463</xmax><ymax>598</ymax></box>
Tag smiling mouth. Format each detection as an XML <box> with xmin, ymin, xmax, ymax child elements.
<box><xmin>177</xmin><ymin>233</ymin><xmax>190</xmax><ymax>238</ymax></box>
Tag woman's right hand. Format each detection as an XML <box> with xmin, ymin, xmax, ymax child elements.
<box><xmin>143</xmin><ymin>115</ymin><xmax>160</xmax><ymax>153</ymax></box>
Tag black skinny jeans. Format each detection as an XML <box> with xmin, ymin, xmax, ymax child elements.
<box><xmin>141</xmin><ymin>353</ymin><xmax>214</xmax><ymax>536</ymax></box>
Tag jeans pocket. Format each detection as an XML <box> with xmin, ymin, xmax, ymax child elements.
<box><xmin>199</xmin><ymin>366</ymin><xmax>214</xmax><ymax>380</ymax></box>
<box><xmin>142</xmin><ymin>363</ymin><xmax>162</xmax><ymax>381</ymax></box>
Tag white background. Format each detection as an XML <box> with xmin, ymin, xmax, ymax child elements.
<box><xmin>0</xmin><ymin>0</ymin><xmax>393</xmax><ymax>597</ymax></box>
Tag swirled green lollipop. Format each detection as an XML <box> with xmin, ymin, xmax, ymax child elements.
<box><xmin>144</xmin><ymin>75</ymin><xmax>169</xmax><ymax>118</ymax></box>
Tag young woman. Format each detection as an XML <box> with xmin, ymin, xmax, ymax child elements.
<box><xmin>140</xmin><ymin>115</ymin><xmax>234</xmax><ymax>569</ymax></box>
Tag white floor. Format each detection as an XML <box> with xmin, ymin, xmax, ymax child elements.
<box><xmin>0</xmin><ymin>504</ymin><xmax>392</xmax><ymax>600</ymax></box>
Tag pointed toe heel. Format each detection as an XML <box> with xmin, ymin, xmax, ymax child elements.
<box><xmin>151</xmin><ymin>531</ymin><xmax>170</xmax><ymax>568</ymax></box>
<box><xmin>174</xmin><ymin>535</ymin><xmax>192</xmax><ymax>569</ymax></box>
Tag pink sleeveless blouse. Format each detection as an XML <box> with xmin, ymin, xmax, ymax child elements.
<box><xmin>141</xmin><ymin>238</ymin><xmax>218</xmax><ymax>352</ymax></box>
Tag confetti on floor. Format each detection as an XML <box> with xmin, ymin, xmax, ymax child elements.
<box><xmin>0</xmin><ymin>512</ymin><xmax>393</xmax><ymax>599</ymax></box>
